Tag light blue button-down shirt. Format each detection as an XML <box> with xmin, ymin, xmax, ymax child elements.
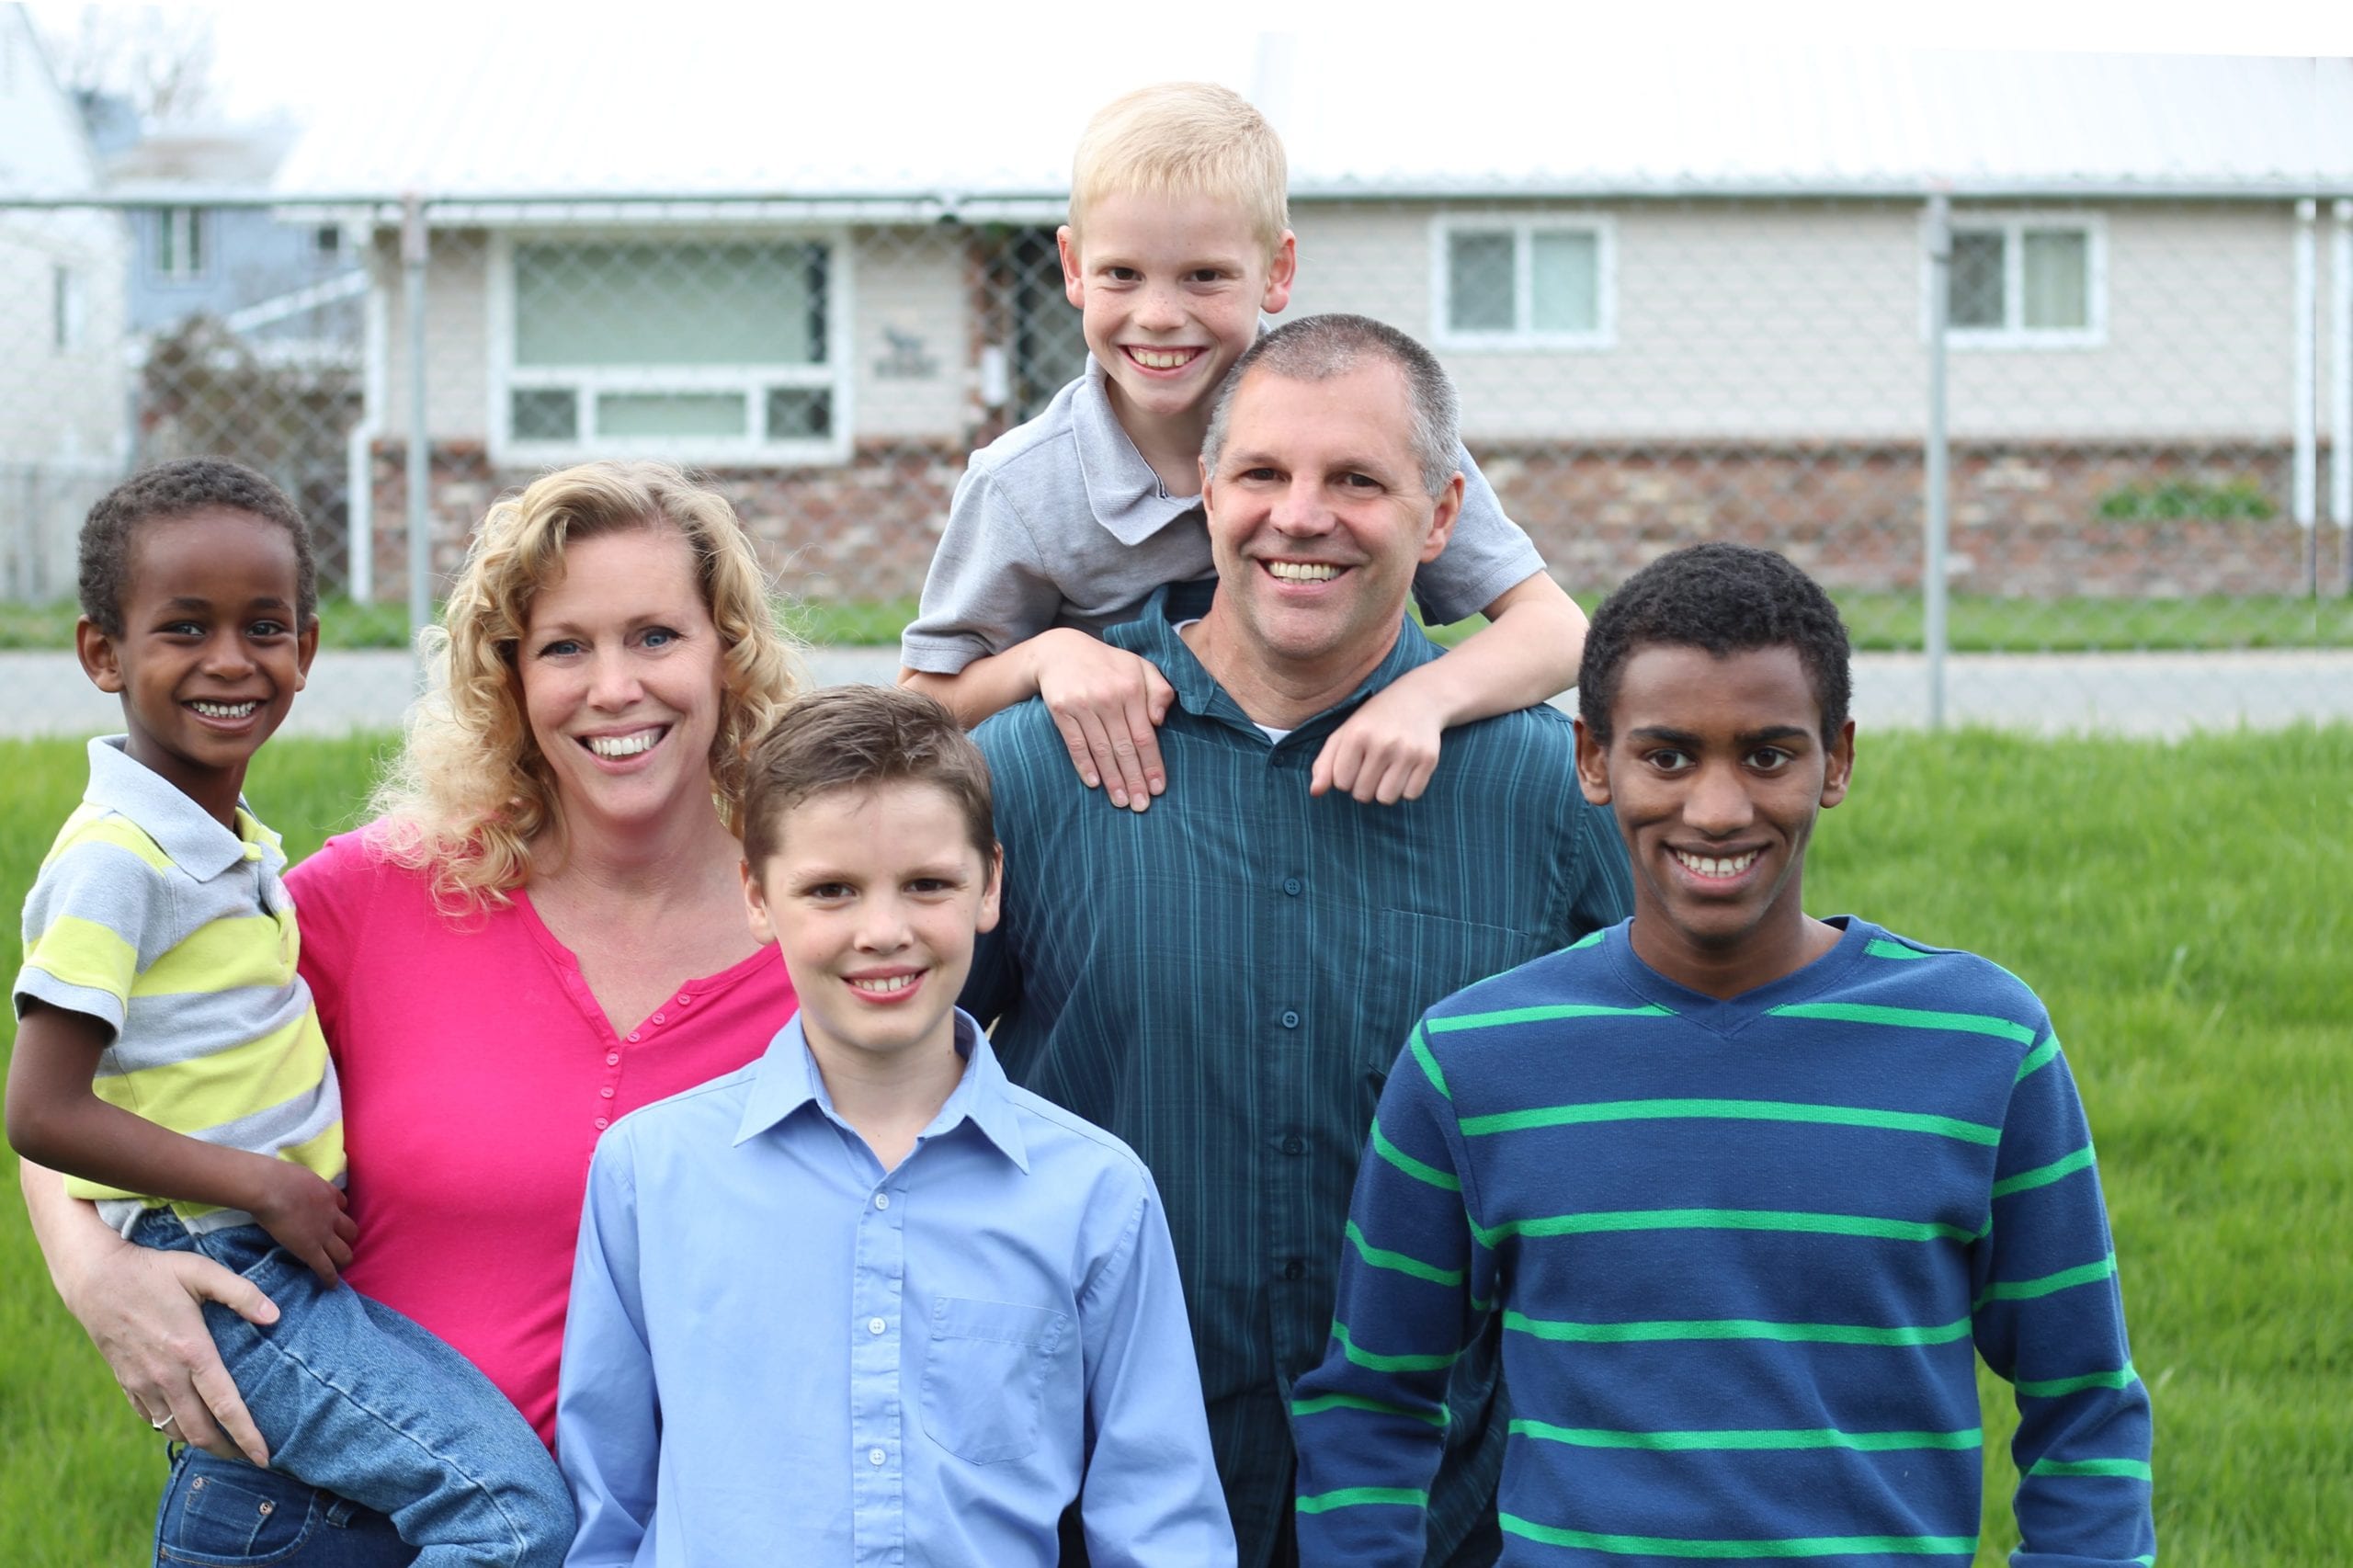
<box><xmin>556</xmin><ymin>1008</ymin><xmax>1234</xmax><ymax>1567</ymax></box>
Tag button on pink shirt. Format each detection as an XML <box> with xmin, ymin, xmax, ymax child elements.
<box><xmin>285</xmin><ymin>830</ymin><xmax>792</xmax><ymax>1444</ymax></box>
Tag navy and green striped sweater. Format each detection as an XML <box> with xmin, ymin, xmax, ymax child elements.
<box><xmin>1291</xmin><ymin>916</ymin><xmax>2154</xmax><ymax>1566</ymax></box>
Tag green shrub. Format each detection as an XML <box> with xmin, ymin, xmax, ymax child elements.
<box><xmin>2096</xmin><ymin>476</ymin><xmax>2277</xmax><ymax>521</ymax></box>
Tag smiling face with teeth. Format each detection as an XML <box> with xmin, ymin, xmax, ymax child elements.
<box><xmin>1574</xmin><ymin>642</ymin><xmax>1855</xmax><ymax>1000</ymax></box>
<box><xmin>743</xmin><ymin>779</ymin><xmax>1002</xmax><ymax>1090</ymax></box>
<box><xmin>77</xmin><ymin>506</ymin><xmax>317</xmax><ymax>828</ymax></box>
<box><xmin>517</xmin><ymin>525</ymin><xmax>726</xmax><ymax>844</ymax></box>
<box><xmin>1188</xmin><ymin>359</ymin><xmax>1463</xmax><ymax>725</ymax></box>
<box><xmin>1059</xmin><ymin>190</ymin><xmax>1296</xmax><ymax>480</ymax></box>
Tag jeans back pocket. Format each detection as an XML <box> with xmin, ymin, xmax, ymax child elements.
<box><xmin>918</xmin><ymin>1296</ymin><xmax>1069</xmax><ymax>1464</ymax></box>
<box><xmin>156</xmin><ymin>1449</ymin><xmax>320</xmax><ymax>1565</ymax></box>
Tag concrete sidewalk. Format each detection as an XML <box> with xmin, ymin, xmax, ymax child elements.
<box><xmin>5</xmin><ymin>646</ymin><xmax>2347</xmax><ymax>739</ymax></box>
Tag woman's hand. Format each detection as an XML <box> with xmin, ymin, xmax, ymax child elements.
<box><xmin>20</xmin><ymin>1159</ymin><xmax>278</xmax><ymax>1464</ymax></box>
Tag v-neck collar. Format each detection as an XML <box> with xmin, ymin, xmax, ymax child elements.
<box><xmin>1601</xmin><ymin>915</ymin><xmax>1876</xmax><ymax>1039</ymax></box>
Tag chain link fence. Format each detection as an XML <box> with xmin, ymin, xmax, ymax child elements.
<box><xmin>3</xmin><ymin>187</ymin><xmax>2348</xmax><ymax>736</ymax></box>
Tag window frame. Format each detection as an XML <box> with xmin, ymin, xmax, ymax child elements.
<box><xmin>1933</xmin><ymin>210</ymin><xmax>2107</xmax><ymax>350</ymax></box>
<box><xmin>486</xmin><ymin>226</ymin><xmax>856</xmax><ymax>467</ymax></box>
<box><xmin>153</xmin><ymin>206</ymin><xmax>207</xmax><ymax>283</ymax></box>
<box><xmin>1429</xmin><ymin>212</ymin><xmax>1617</xmax><ymax>352</ymax></box>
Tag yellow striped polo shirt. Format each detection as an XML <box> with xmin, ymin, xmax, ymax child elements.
<box><xmin>13</xmin><ymin>737</ymin><xmax>342</xmax><ymax>1236</ymax></box>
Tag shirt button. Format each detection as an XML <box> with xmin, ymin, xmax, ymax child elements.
<box><xmin>868</xmin><ymin>1316</ymin><xmax>886</xmax><ymax>1335</ymax></box>
<box><xmin>599</xmin><ymin>1086</ymin><xmax>615</xmax><ymax>1099</ymax></box>
<box><xmin>1281</xmin><ymin>1134</ymin><xmax>1305</xmax><ymax>1155</ymax></box>
<box><xmin>676</xmin><ymin>994</ymin><xmax>691</xmax><ymax>1006</ymax></box>
<box><xmin>606</xmin><ymin>1051</ymin><xmax>620</xmax><ymax>1066</ymax></box>
<box><xmin>868</xmin><ymin>1447</ymin><xmax>886</xmax><ymax>1466</ymax></box>
<box><xmin>873</xmin><ymin>1192</ymin><xmax>891</xmax><ymax>1210</ymax></box>
<box><xmin>652</xmin><ymin>1013</ymin><xmax>666</xmax><ymax>1025</ymax></box>
<box><xmin>626</xmin><ymin>1032</ymin><xmax>641</xmax><ymax>1043</ymax></box>
<box><xmin>1283</xmin><ymin>877</ymin><xmax>1302</xmax><ymax>896</ymax></box>
<box><xmin>1283</xmin><ymin>1259</ymin><xmax>1306</xmax><ymax>1281</ymax></box>
<box><xmin>594</xmin><ymin>1117</ymin><xmax>608</xmax><ymax>1131</ymax></box>
<box><xmin>1280</xmin><ymin>1009</ymin><xmax>1300</xmax><ymax>1029</ymax></box>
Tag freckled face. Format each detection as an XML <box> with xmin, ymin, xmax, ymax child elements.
<box><xmin>1060</xmin><ymin>191</ymin><xmax>1295</xmax><ymax>430</ymax></box>
<box><xmin>1576</xmin><ymin>642</ymin><xmax>1853</xmax><ymax>996</ymax></box>
<box><xmin>742</xmin><ymin>781</ymin><xmax>1001</xmax><ymax>1070</ymax></box>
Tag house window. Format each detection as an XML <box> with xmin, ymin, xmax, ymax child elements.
<box><xmin>1944</xmin><ymin>216</ymin><xmax>2102</xmax><ymax>346</ymax></box>
<box><xmin>313</xmin><ymin>225</ymin><xmax>343</xmax><ymax>262</ymax></box>
<box><xmin>499</xmin><ymin>236</ymin><xmax>846</xmax><ymax>461</ymax></box>
<box><xmin>155</xmin><ymin>207</ymin><xmax>206</xmax><ymax>280</ymax></box>
<box><xmin>1433</xmin><ymin>216</ymin><xmax>1613</xmax><ymax>348</ymax></box>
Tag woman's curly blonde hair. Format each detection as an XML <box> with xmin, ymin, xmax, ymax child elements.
<box><xmin>368</xmin><ymin>460</ymin><xmax>804</xmax><ymax>909</ymax></box>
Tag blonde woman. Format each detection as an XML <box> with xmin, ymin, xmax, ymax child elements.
<box><xmin>25</xmin><ymin>462</ymin><xmax>804</xmax><ymax>1564</ymax></box>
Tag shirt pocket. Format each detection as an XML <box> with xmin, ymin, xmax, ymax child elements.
<box><xmin>1367</xmin><ymin>909</ymin><xmax>1550</xmax><ymax>1083</ymax></box>
<box><xmin>918</xmin><ymin>1296</ymin><xmax>1071</xmax><ymax>1464</ymax></box>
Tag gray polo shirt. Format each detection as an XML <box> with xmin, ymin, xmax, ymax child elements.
<box><xmin>16</xmin><ymin>737</ymin><xmax>341</xmax><ymax>1236</ymax></box>
<box><xmin>900</xmin><ymin>357</ymin><xmax>1547</xmax><ymax>675</ymax></box>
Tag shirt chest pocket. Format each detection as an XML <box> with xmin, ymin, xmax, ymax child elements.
<box><xmin>1364</xmin><ymin>908</ymin><xmax>1548</xmax><ymax>1078</ymax></box>
<box><xmin>919</xmin><ymin>1296</ymin><xmax>1071</xmax><ymax>1465</ymax></box>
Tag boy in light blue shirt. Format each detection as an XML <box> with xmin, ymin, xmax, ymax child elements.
<box><xmin>557</xmin><ymin>685</ymin><xmax>1233</xmax><ymax>1567</ymax></box>
<box><xmin>903</xmin><ymin>82</ymin><xmax>1588</xmax><ymax>814</ymax></box>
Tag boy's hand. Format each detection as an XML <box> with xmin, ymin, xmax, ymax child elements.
<box><xmin>1032</xmin><ymin>629</ymin><xmax>1175</xmax><ymax>812</ymax></box>
<box><xmin>247</xmin><ymin>1163</ymin><xmax>357</xmax><ymax>1287</ymax></box>
<box><xmin>1312</xmin><ymin>685</ymin><xmax>1445</xmax><ymax>804</ymax></box>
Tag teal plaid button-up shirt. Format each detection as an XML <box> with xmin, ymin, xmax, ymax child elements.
<box><xmin>966</xmin><ymin>582</ymin><xmax>1634</xmax><ymax>1567</ymax></box>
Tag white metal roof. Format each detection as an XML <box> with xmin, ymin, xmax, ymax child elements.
<box><xmin>269</xmin><ymin>30</ymin><xmax>2353</xmax><ymax>203</ymax></box>
<box><xmin>104</xmin><ymin>121</ymin><xmax>298</xmax><ymax>197</ymax></box>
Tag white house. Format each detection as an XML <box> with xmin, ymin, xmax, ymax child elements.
<box><xmin>269</xmin><ymin>35</ymin><xmax>2353</xmax><ymax>601</ymax></box>
<box><xmin>0</xmin><ymin>2</ymin><xmax>129</xmax><ymax>599</ymax></box>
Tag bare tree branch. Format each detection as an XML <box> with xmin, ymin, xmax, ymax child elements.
<box><xmin>39</xmin><ymin>5</ymin><xmax>217</xmax><ymax>123</ymax></box>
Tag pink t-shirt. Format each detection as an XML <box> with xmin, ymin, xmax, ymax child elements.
<box><xmin>285</xmin><ymin>829</ymin><xmax>792</xmax><ymax>1444</ymax></box>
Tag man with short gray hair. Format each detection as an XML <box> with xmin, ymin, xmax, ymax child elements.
<box><xmin>966</xmin><ymin>314</ymin><xmax>1634</xmax><ymax>1568</ymax></box>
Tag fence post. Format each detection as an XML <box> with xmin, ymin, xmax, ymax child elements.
<box><xmin>2293</xmin><ymin>199</ymin><xmax>2317</xmax><ymax>597</ymax></box>
<box><xmin>1922</xmin><ymin>191</ymin><xmax>1951</xmax><ymax>731</ymax></box>
<box><xmin>2333</xmin><ymin>199</ymin><xmax>2351</xmax><ymax>597</ymax></box>
<box><xmin>402</xmin><ymin>193</ymin><xmax>430</xmax><ymax>684</ymax></box>
<box><xmin>11</xmin><ymin>465</ymin><xmax>34</xmax><ymax>601</ymax></box>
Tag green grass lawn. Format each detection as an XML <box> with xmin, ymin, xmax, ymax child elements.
<box><xmin>1</xmin><ymin>590</ymin><xmax>2344</xmax><ymax>654</ymax></box>
<box><xmin>1824</xmin><ymin>591</ymin><xmax>2351</xmax><ymax>654</ymax></box>
<box><xmin>1</xmin><ymin>728</ymin><xmax>2346</xmax><ymax>1563</ymax></box>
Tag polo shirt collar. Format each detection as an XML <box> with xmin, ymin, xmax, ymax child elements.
<box><xmin>1070</xmin><ymin>356</ymin><xmax>1206</xmax><ymax>548</ymax></box>
<box><xmin>83</xmin><ymin>735</ymin><xmax>268</xmax><ymax>882</ymax></box>
<box><xmin>734</xmin><ymin>1008</ymin><xmax>1030</xmax><ymax>1172</ymax></box>
<box><xmin>1106</xmin><ymin>583</ymin><xmax>1445</xmax><ymax>744</ymax></box>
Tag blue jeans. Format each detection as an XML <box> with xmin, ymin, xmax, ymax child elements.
<box><xmin>157</xmin><ymin>1446</ymin><xmax>414</xmax><ymax>1566</ymax></box>
<box><xmin>135</xmin><ymin>1214</ymin><xmax>572</xmax><ymax>1567</ymax></box>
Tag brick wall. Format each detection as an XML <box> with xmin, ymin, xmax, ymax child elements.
<box><xmin>366</xmin><ymin>438</ymin><xmax>963</xmax><ymax>603</ymax></box>
<box><xmin>1483</xmin><ymin>441</ymin><xmax>2336</xmax><ymax>598</ymax></box>
<box><xmin>369</xmin><ymin>438</ymin><xmax>2343</xmax><ymax>605</ymax></box>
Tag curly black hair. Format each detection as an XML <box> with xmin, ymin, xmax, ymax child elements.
<box><xmin>1578</xmin><ymin>542</ymin><xmax>1851</xmax><ymax>744</ymax></box>
<box><xmin>78</xmin><ymin>458</ymin><xmax>317</xmax><ymax>638</ymax></box>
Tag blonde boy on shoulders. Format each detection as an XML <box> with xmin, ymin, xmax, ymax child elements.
<box><xmin>901</xmin><ymin>82</ymin><xmax>1587</xmax><ymax>812</ymax></box>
